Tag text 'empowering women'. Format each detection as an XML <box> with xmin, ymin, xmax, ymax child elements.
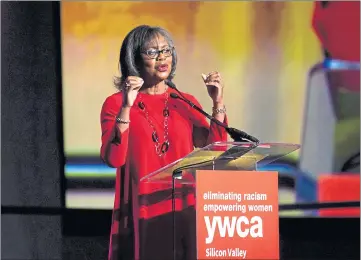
<box><xmin>203</xmin><ymin>191</ymin><xmax>273</xmax><ymax>214</ymax></box>
<box><xmin>196</xmin><ymin>170</ymin><xmax>279</xmax><ymax>260</ymax></box>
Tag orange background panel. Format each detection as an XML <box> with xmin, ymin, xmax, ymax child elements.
<box><xmin>196</xmin><ymin>170</ymin><xmax>279</xmax><ymax>259</ymax></box>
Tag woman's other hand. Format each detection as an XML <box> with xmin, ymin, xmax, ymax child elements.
<box><xmin>201</xmin><ymin>72</ymin><xmax>224</xmax><ymax>105</ymax></box>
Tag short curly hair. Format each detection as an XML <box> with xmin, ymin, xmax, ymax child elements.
<box><xmin>114</xmin><ymin>25</ymin><xmax>177</xmax><ymax>90</ymax></box>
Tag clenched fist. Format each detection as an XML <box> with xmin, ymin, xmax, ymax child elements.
<box><xmin>122</xmin><ymin>76</ymin><xmax>144</xmax><ymax>107</ymax></box>
<box><xmin>201</xmin><ymin>71</ymin><xmax>224</xmax><ymax>104</ymax></box>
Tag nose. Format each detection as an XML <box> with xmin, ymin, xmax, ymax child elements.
<box><xmin>156</xmin><ymin>51</ymin><xmax>166</xmax><ymax>60</ymax></box>
<box><xmin>157</xmin><ymin>52</ymin><xmax>167</xmax><ymax>60</ymax></box>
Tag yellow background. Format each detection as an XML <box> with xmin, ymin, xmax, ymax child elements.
<box><xmin>61</xmin><ymin>1</ymin><xmax>321</xmax><ymax>156</ymax></box>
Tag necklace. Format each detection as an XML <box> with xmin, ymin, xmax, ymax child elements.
<box><xmin>138</xmin><ymin>92</ymin><xmax>170</xmax><ymax>156</ymax></box>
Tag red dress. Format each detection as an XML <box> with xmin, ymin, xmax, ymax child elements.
<box><xmin>100</xmin><ymin>87</ymin><xmax>228</xmax><ymax>260</ymax></box>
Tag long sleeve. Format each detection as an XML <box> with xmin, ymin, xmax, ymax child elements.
<box><xmin>100</xmin><ymin>94</ymin><xmax>129</xmax><ymax>168</ymax></box>
<box><xmin>207</xmin><ymin>110</ymin><xmax>229</xmax><ymax>144</ymax></box>
<box><xmin>185</xmin><ymin>94</ymin><xmax>228</xmax><ymax>147</ymax></box>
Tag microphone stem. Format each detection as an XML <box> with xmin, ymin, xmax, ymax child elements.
<box><xmin>186</xmin><ymin>101</ymin><xmax>256</xmax><ymax>143</ymax></box>
<box><xmin>172</xmin><ymin>87</ymin><xmax>228</xmax><ymax>129</ymax></box>
<box><xmin>167</xmin><ymin>82</ymin><xmax>259</xmax><ymax>143</ymax></box>
<box><xmin>189</xmin><ymin>103</ymin><xmax>228</xmax><ymax>128</ymax></box>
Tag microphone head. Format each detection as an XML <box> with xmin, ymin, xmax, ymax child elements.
<box><xmin>165</xmin><ymin>80</ymin><xmax>177</xmax><ymax>89</ymax></box>
<box><xmin>169</xmin><ymin>92</ymin><xmax>179</xmax><ymax>99</ymax></box>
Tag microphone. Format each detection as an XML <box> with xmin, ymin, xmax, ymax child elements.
<box><xmin>166</xmin><ymin>80</ymin><xmax>260</xmax><ymax>144</ymax></box>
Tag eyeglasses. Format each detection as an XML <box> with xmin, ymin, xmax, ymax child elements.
<box><xmin>141</xmin><ymin>47</ymin><xmax>174</xmax><ymax>59</ymax></box>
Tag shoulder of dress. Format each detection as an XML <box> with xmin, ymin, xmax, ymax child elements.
<box><xmin>103</xmin><ymin>91</ymin><xmax>123</xmax><ymax>106</ymax></box>
<box><xmin>175</xmin><ymin>90</ymin><xmax>197</xmax><ymax>101</ymax></box>
<box><xmin>178</xmin><ymin>91</ymin><xmax>200</xmax><ymax>106</ymax></box>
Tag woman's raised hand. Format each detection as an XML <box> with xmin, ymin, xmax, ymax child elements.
<box><xmin>201</xmin><ymin>72</ymin><xmax>224</xmax><ymax>105</ymax></box>
<box><xmin>122</xmin><ymin>76</ymin><xmax>144</xmax><ymax>107</ymax></box>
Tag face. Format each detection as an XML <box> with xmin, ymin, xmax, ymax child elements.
<box><xmin>139</xmin><ymin>34</ymin><xmax>173</xmax><ymax>83</ymax></box>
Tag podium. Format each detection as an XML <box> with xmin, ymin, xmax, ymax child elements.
<box><xmin>139</xmin><ymin>141</ymin><xmax>300</xmax><ymax>260</ymax></box>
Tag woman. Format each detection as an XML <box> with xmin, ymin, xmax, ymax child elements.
<box><xmin>100</xmin><ymin>25</ymin><xmax>228</xmax><ymax>260</ymax></box>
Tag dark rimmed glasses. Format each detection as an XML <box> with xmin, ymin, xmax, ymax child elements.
<box><xmin>141</xmin><ymin>46</ymin><xmax>174</xmax><ymax>59</ymax></box>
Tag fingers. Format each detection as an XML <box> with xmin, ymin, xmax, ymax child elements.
<box><xmin>207</xmin><ymin>71</ymin><xmax>220</xmax><ymax>78</ymax></box>
<box><xmin>202</xmin><ymin>72</ymin><xmax>222</xmax><ymax>86</ymax></box>
<box><xmin>125</xmin><ymin>76</ymin><xmax>144</xmax><ymax>86</ymax></box>
<box><xmin>124</xmin><ymin>76</ymin><xmax>144</xmax><ymax>91</ymax></box>
<box><xmin>201</xmin><ymin>73</ymin><xmax>207</xmax><ymax>81</ymax></box>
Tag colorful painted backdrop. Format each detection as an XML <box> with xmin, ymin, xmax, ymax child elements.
<box><xmin>61</xmin><ymin>1</ymin><xmax>321</xmax><ymax>156</ymax></box>
<box><xmin>61</xmin><ymin>1</ymin><xmax>330</xmax><ymax>210</ymax></box>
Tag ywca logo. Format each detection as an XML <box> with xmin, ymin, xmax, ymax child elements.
<box><xmin>204</xmin><ymin>215</ymin><xmax>263</xmax><ymax>244</ymax></box>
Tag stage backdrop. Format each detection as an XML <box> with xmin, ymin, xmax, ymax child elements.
<box><xmin>61</xmin><ymin>2</ymin><xmax>324</xmax><ymax>210</ymax></box>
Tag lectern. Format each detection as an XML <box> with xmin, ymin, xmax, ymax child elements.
<box><xmin>139</xmin><ymin>141</ymin><xmax>300</xmax><ymax>260</ymax></box>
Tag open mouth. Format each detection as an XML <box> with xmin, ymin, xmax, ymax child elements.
<box><xmin>156</xmin><ymin>64</ymin><xmax>169</xmax><ymax>72</ymax></box>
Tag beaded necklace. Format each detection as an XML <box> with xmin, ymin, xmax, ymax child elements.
<box><xmin>137</xmin><ymin>91</ymin><xmax>170</xmax><ymax>156</ymax></box>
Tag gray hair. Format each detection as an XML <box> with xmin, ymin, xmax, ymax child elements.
<box><xmin>115</xmin><ymin>25</ymin><xmax>177</xmax><ymax>90</ymax></box>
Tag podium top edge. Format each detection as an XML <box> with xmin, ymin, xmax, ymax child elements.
<box><xmin>212</xmin><ymin>141</ymin><xmax>300</xmax><ymax>147</ymax></box>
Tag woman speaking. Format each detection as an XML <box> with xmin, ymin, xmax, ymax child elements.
<box><xmin>100</xmin><ymin>25</ymin><xmax>228</xmax><ymax>260</ymax></box>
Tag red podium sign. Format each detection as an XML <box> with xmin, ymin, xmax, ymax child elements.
<box><xmin>196</xmin><ymin>170</ymin><xmax>279</xmax><ymax>259</ymax></box>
